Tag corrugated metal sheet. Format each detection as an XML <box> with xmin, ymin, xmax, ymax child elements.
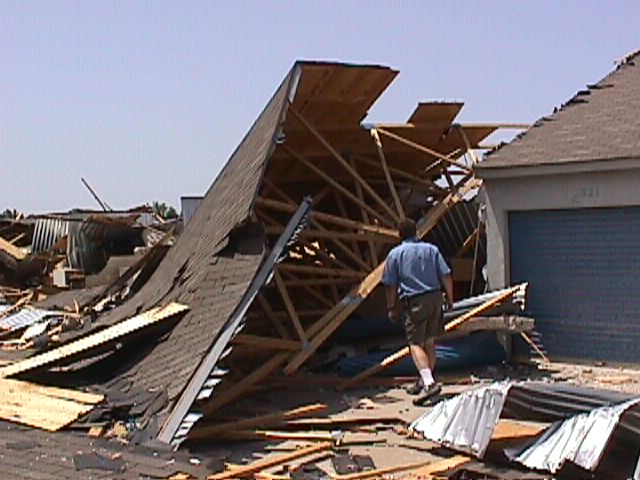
<box><xmin>0</xmin><ymin>307</ymin><xmax>64</xmax><ymax>331</ymax></box>
<box><xmin>509</xmin><ymin>207</ymin><xmax>640</xmax><ymax>363</ymax></box>
<box><xmin>511</xmin><ymin>398</ymin><xmax>640</xmax><ymax>474</ymax></box>
<box><xmin>31</xmin><ymin>218</ymin><xmax>70</xmax><ymax>253</ymax></box>
<box><xmin>410</xmin><ymin>382</ymin><xmax>512</xmax><ymax>458</ymax></box>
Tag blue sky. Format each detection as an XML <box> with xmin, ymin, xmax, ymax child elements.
<box><xmin>2</xmin><ymin>1</ymin><xmax>639</xmax><ymax>213</ymax></box>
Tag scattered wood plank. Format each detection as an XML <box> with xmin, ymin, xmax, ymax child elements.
<box><xmin>0</xmin><ymin>378</ymin><xmax>103</xmax><ymax>431</ymax></box>
<box><xmin>329</xmin><ymin>459</ymin><xmax>434</xmax><ymax>480</ymax></box>
<box><xmin>188</xmin><ymin>403</ymin><xmax>327</xmax><ymax>441</ymax></box>
<box><xmin>207</xmin><ymin>443</ymin><xmax>332</xmax><ymax>480</ymax></box>
<box><xmin>402</xmin><ymin>455</ymin><xmax>472</xmax><ymax>479</ymax></box>
<box><xmin>0</xmin><ymin>302</ymin><xmax>189</xmax><ymax>378</ymax></box>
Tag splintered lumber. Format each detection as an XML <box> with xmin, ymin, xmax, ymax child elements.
<box><xmin>283</xmin><ymin>178</ymin><xmax>482</xmax><ymax>375</ymax></box>
<box><xmin>0</xmin><ymin>236</ymin><xmax>27</xmax><ymax>260</ymax></box>
<box><xmin>329</xmin><ymin>459</ymin><xmax>435</xmax><ymax>480</ymax></box>
<box><xmin>402</xmin><ymin>455</ymin><xmax>472</xmax><ymax>479</ymax></box>
<box><xmin>339</xmin><ymin>284</ymin><xmax>520</xmax><ymax>389</ymax></box>
<box><xmin>207</xmin><ymin>443</ymin><xmax>332</xmax><ymax>480</ymax></box>
<box><xmin>443</xmin><ymin>285</ymin><xmax>520</xmax><ymax>331</ymax></box>
<box><xmin>0</xmin><ymin>378</ymin><xmax>103</xmax><ymax>431</ymax></box>
<box><xmin>0</xmin><ymin>302</ymin><xmax>189</xmax><ymax>378</ymax></box>
<box><xmin>188</xmin><ymin>403</ymin><xmax>327</xmax><ymax>440</ymax></box>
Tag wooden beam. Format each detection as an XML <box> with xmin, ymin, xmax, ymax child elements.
<box><xmin>0</xmin><ymin>303</ymin><xmax>189</xmax><ymax>378</ymax></box>
<box><xmin>189</xmin><ymin>403</ymin><xmax>326</xmax><ymax>440</ymax></box>
<box><xmin>309</xmin><ymin>219</ymin><xmax>372</xmax><ymax>272</ymax></box>
<box><xmin>282</xmin><ymin>146</ymin><xmax>392</xmax><ymax>227</ymax></box>
<box><xmin>280</xmin><ymin>271</ymin><xmax>335</xmax><ymax>309</ymax></box>
<box><xmin>207</xmin><ymin>442</ymin><xmax>332</xmax><ymax>480</ymax></box>
<box><xmin>256</xmin><ymin>197</ymin><xmax>399</xmax><ymax>239</ymax></box>
<box><xmin>283</xmin><ymin>278</ymin><xmax>355</xmax><ymax>287</ymax></box>
<box><xmin>349</xmin><ymin>157</ymin><xmax>379</xmax><ymax>266</ymax></box>
<box><xmin>277</xmin><ymin>263</ymin><xmax>365</xmax><ymax>278</ymax></box>
<box><xmin>370</xmin><ymin>129</ymin><xmax>404</xmax><ymax>218</ymax></box>
<box><xmin>288</xmin><ymin>106</ymin><xmax>400</xmax><ymax>222</ymax></box>
<box><xmin>329</xmin><ymin>460</ymin><xmax>434</xmax><ymax>480</ymax></box>
<box><xmin>377</xmin><ymin>127</ymin><xmax>472</xmax><ymax>172</ymax></box>
<box><xmin>203</xmin><ymin>352</ymin><xmax>289</xmax><ymax>415</ymax></box>
<box><xmin>273</xmin><ymin>269</ymin><xmax>308</xmax><ymax>343</ymax></box>
<box><xmin>257</xmin><ymin>293</ymin><xmax>291</xmax><ymax>340</ymax></box>
<box><xmin>353</xmin><ymin>155</ymin><xmax>446</xmax><ymax>193</ymax></box>
<box><xmin>0</xmin><ymin>236</ymin><xmax>27</xmax><ymax>260</ymax></box>
<box><xmin>283</xmin><ymin>177</ymin><xmax>483</xmax><ymax>375</ymax></box>
<box><xmin>339</xmin><ymin>285</ymin><xmax>520</xmax><ymax>389</ymax></box>
<box><xmin>231</xmin><ymin>334</ymin><xmax>302</xmax><ymax>351</ymax></box>
<box><xmin>265</xmin><ymin>226</ymin><xmax>396</xmax><ymax>244</ymax></box>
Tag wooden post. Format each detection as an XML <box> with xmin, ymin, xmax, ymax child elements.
<box><xmin>370</xmin><ymin>129</ymin><xmax>405</xmax><ymax>218</ymax></box>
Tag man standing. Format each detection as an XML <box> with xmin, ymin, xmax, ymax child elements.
<box><xmin>382</xmin><ymin>218</ymin><xmax>454</xmax><ymax>404</ymax></box>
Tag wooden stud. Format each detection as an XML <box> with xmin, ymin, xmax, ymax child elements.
<box><xmin>189</xmin><ymin>403</ymin><xmax>326</xmax><ymax>441</ymax></box>
<box><xmin>282</xmin><ymin>146</ymin><xmax>392</xmax><ymax>227</ymax></box>
<box><xmin>231</xmin><ymin>334</ymin><xmax>302</xmax><ymax>351</ymax></box>
<box><xmin>309</xmin><ymin>219</ymin><xmax>372</xmax><ymax>272</ymax></box>
<box><xmin>273</xmin><ymin>269</ymin><xmax>308</xmax><ymax>343</ymax></box>
<box><xmin>288</xmin><ymin>106</ymin><xmax>400</xmax><ymax>222</ymax></box>
<box><xmin>207</xmin><ymin>443</ymin><xmax>332</xmax><ymax>480</ymax></box>
<box><xmin>257</xmin><ymin>293</ymin><xmax>291</xmax><ymax>340</ymax></box>
<box><xmin>283</xmin><ymin>177</ymin><xmax>483</xmax><ymax>375</ymax></box>
<box><xmin>348</xmin><ymin>157</ymin><xmax>379</xmax><ymax>266</ymax></box>
<box><xmin>376</xmin><ymin>127</ymin><xmax>472</xmax><ymax>172</ymax></box>
<box><xmin>257</xmin><ymin>199</ymin><xmax>399</xmax><ymax>239</ymax></box>
<box><xmin>370</xmin><ymin>129</ymin><xmax>405</xmax><ymax>218</ymax></box>
<box><xmin>203</xmin><ymin>352</ymin><xmax>289</xmax><ymax>415</ymax></box>
<box><xmin>277</xmin><ymin>264</ymin><xmax>366</xmax><ymax>278</ymax></box>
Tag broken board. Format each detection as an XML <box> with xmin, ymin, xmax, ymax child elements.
<box><xmin>0</xmin><ymin>378</ymin><xmax>103</xmax><ymax>431</ymax></box>
<box><xmin>0</xmin><ymin>302</ymin><xmax>189</xmax><ymax>378</ymax></box>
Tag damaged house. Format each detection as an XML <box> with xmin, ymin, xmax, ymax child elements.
<box><xmin>476</xmin><ymin>49</ymin><xmax>640</xmax><ymax>364</ymax></box>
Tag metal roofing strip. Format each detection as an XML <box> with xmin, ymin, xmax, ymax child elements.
<box><xmin>511</xmin><ymin>398</ymin><xmax>640</xmax><ymax>473</ymax></box>
<box><xmin>410</xmin><ymin>382</ymin><xmax>513</xmax><ymax>458</ymax></box>
<box><xmin>0</xmin><ymin>308</ymin><xmax>64</xmax><ymax>331</ymax></box>
<box><xmin>158</xmin><ymin>198</ymin><xmax>313</xmax><ymax>447</ymax></box>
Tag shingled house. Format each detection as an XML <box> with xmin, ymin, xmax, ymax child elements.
<box><xmin>475</xmin><ymin>50</ymin><xmax>640</xmax><ymax>364</ymax></box>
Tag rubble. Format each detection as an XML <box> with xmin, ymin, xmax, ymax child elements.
<box><xmin>0</xmin><ymin>59</ymin><xmax>636</xmax><ymax>480</ymax></box>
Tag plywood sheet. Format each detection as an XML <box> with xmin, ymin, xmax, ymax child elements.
<box><xmin>0</xmin><ymin>378</ymin><xmax>103</xmax><ymax>431</ymax></box>
<box><xmin>0</xmin><ymin>302</ymin><xmax>189</xmax><ymax>378</ymax></box>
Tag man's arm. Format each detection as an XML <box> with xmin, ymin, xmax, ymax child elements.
<box><xmin>385</xmin><ymin>285</ymin><xmax>401</xmax><ymax>322</ymax></box>
<box><xmin>441</xmin><ymin>274</ymin><xmax>454</xmax><ymax>310</ymax></box>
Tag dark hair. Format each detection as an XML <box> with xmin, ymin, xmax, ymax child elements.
<box><xmin>398</xmin><ymin>218</ymin><xmax>417</xmax><ymax>241</ymax></box>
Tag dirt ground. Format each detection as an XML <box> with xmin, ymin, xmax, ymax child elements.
<box><xmin>186</xmin><ymin>360</ymin><xmax>640</xmax><ymax>477</ymax></box>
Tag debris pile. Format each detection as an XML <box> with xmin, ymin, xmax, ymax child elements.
<box><xmin>0</xmin><ymin>60</ymin><xmax>636</xmax><ymax>480</ymax></box>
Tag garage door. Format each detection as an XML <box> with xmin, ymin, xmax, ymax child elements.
<box><xmin>509</xmin><ymin>207</ymin><xmax>640</xmax><ymax>363</ymax></box>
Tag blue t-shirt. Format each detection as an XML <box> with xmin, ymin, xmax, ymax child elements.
<box><xmin>382</xmin><ymin>238</ymin><xmax>451</xmax><ymax>299</ymax></box>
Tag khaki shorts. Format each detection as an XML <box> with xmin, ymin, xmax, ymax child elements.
<box><xmin>402</xmin><ymin>291</ymin><xmax>444</xmax><ymax>345</ymax></box>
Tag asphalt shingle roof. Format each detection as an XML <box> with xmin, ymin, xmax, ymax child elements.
<box><xmin>477</xmin><ymin>50</ymin><xmax>640</xmax><ymax>171</ymax></box>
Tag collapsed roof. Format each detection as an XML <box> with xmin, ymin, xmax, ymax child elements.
<box><xmin>3</xmin><ymin>61</ymin><xmax>518</xmax><ymax>448</ymax></box>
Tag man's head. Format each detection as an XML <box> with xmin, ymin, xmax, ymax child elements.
<box><xmin>398</xmin><ymin>218</ymin><xmax>417</xmax><ymax>241</ymax></box>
